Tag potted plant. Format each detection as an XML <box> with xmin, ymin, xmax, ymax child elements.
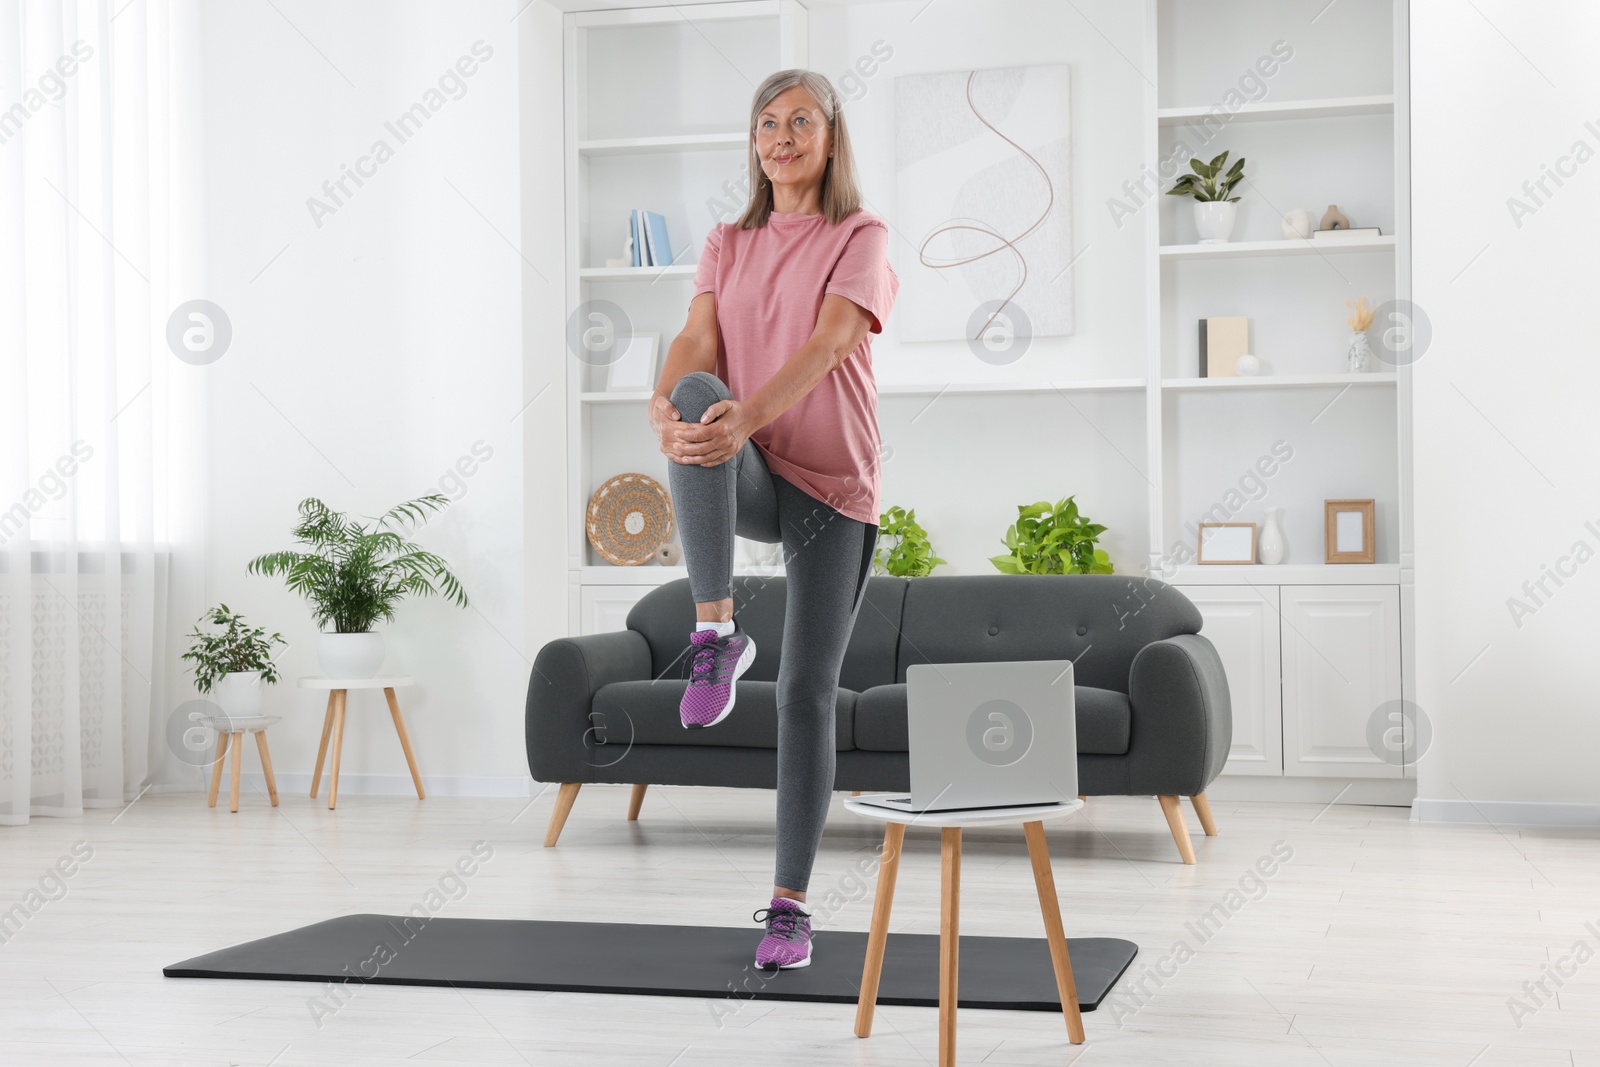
<box><xmin>873</xmin><ymin>505</ymin><xmax>947</xmax><ymax>578</ymax></box>
<box><xmin>1165</xmin><ymin>150</ymin><xmax>1247</xmax><ymax>244</ymax></box>
<box><xmin>989</xmin><ymin>496</ymin><xmax>1114</xmax><ymax>575</ymax></box>
<box><xmin>181</xmin><ymin>605</ymin><xmax>286</xmax><ymax>721</ymax></box>
<box><xmin>248</xmin><ymin>495</ymin><xmax>469</xmax><ymax>679</ymax></box>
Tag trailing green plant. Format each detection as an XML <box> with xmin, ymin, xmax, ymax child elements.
<box><xmin>248</xmin><ymin>495</ymin><xmax>470</xmax><ymax>634</ymax></box>
<box><xmin>181</xmin><ymin>605</ymin><xmax>286</xmax><ymax>694</ymax></box>
<box><xmin>989</xmin><ymin>496</ymin><xmax>1113</xmax><ymax>575</ymax></box>
<box><xmin>1164</xmin><ymin>150</ymin><xmax>1246</xmax><ymax>202</ymax></box>
<box><xmin>873</xmin><ymin>505</ymin><xmax>946</xmax><ymax>578</ymax></box>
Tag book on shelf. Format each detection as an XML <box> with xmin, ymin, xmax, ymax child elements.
<box><xmin>628</xmin><ymin>209</ymin><xmax>675</xmax><ymax>267</ymax></box>
<box><xmin>1199</xmin><ymin>316</ymin><xmax>1250</xmax><ymax>377</ymax></box>
<box><xmin>1312</xmin><ymin>226</ymin><xmax>1382</xmax><ymax>239</ymax></box>
<box><xmin>629</xmin><ymin>209</ymin><xmax>642</xmax><ymax>267</ymax></box>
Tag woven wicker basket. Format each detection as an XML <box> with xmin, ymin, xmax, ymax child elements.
<box><xmin>586</xmin><ymin>473</ymin><xmax>674</xmax><ymax>566</ymax></box>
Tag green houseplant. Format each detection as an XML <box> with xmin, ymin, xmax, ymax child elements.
<box><xmin>873</xmin><ymin>505</ymin><xmax>946</xmax><ymax>578</ymax></box>
<box><xmin>181</xmin><ymin>604</ymin><xmax>286</xmax><ymax>719</ymax></box>
<box><xmin>1165</xmin><ymin>149</ymin><xmax>1247</xmax><ymax>244</ymax></box>
<box><xmin>248</xmin><ymin>494</ymin><xmax>469</xmax><ymax>678</ymax></box>
<box><xmin>989</xmin><ymin>496</ymin><xmax>1113</xmax><ymax>575</ymax></box>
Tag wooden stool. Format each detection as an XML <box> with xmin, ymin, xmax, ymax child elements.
<box><xmin>298</xmin><ymin>676</ymin><xmax>423</xmax><ymax>810</ymax></box>
<box><xmin>843</xmin><ymin>796</ymin><xmax>1087</xmax><ymax>1066</ymax></box>
<box><xmin>202</xmin><ymin>715</ymin><xmax>281</xmax><ymax>813</ymax></box>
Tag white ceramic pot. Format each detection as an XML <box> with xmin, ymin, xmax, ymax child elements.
<box><xmin>214</xmin><ymin>670</ymin><xmax>264</xmax><ymax>720</ymax></box>
<box><xmin>1259</xmin><ymin>507</ymin><xmax>1288</xmax><ymax>565</ymax></box>
<box><xmin>318</xmin><ymin>632</ymin><xmax>385</xmax><ymax>679</ymax></box>
<box><xmin>1193</xmin><ymin>200</ymin><xmax>1238</xmax><ymax>244</ymax></box>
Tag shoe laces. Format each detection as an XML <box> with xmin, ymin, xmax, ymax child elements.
<box><xmin>687</xmin><ymin>632</ymin><xmax>737</xmax><ymax>687</ymax></box>
<box><xmin>753</xmin><ymin>904</ymin><xmax>808</xmax><ymax>941</ymax></box>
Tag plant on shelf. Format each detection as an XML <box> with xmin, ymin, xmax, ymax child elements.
<box><xmin>181</xmin><ymin>605</ymin><xmax>286</xmax><ymax>719</ymax></box>
<box><xmin>989</xmin><ymin>496</ymin><xmax>1113</xmax><ymax>576</ymax></box>
<box><xmin>1166</xmin><ymin>150</ymin><xmax>1247</xmax><ymax>244</ymax></box>
<box><xmin>873</xmin><ymin>505</ymin><xmax>947</xmax><ymax>578</ymax></box>
<box><xmin>248</xmin><ymin>495</ymin><xmax>469</xmax><ymax>679</ymax></box>
<box><xmin>1344</xmin><ymin>296</ymin><xmax>1376</xmax><ymax>373</ymax></box>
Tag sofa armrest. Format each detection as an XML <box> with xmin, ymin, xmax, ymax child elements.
<box><xmin>525</xmin><ymin>629</ymin><xmax>653</xmax><ymax>785</ymax></box>
<box><xmin>1124</xmin><ymin>633</ymin><xmax>1233</xmax><ymax>796</ymax></box>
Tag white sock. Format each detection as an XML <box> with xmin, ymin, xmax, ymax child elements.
<box><xmin>696</xmin><ymin>620</ymin><xmax>735</xmax><ymax>637</ymax></box>
<box><xmin>775</xmin><ymin>896</ymin><xmax>811</xmax><ymax>914</ymax></box>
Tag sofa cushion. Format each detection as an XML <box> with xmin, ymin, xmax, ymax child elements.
<box><xmin>894</xmin><ymin>574</ymin><xmax>1202</xmax><ymax>692</ymax></box>
<box><xmin>589</xmin><ymin>680</ymin><xmax>856</xmax><ymax>751</ymax></box>
<box><xmin>853</xmin><ymin>683</ymin><xmax>1130</xmax><ymax>756</ymax></box>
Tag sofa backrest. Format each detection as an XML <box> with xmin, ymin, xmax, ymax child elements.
<box><xmin>626</xmin><ymin>572</ymin><xmax>1199</xmax><ymax>695</ymax></box>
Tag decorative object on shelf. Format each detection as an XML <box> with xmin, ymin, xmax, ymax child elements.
<box><xmin>1345</xmin><ymin>297</ymin><xmax>1376</xmax><ymax>372</ymax></box>
<box><xmin>1197</xmin><ymin>522</ymin><xmax>1257</xmax><ymax>565</ymax></box>
<box><xmin>605</xmin><ymin>333</ymin><xmax>660</xmax><ymax>392</ymax></box>
<box><xmin>1324</xmin><ymin>499</ymin><xmax>1376</xmax><ymax>564</ymax></box>
<box><xmin>603</xmin><ymin>233</ymin><xmax>635</xmax><ymax>268</ymax></box>
<box><xmin>249</xmin><ymin>495</ymin><xmax>470</xmax><ymax>679</ymax></box>
<box><xmin>1313</xmin><ymin>225</ymin><xmax>1382</xmax><ymax>240</ymax></box>
<box><xmin>1258</xmin><ymin>507</ymin><xmax>1288</xmax><ymax>565</ymax></box>
<box><xmin>1199</xmin><ymin>316</ymin><xmax>1250</xmax><ymax>377</ymax></box>
<box><xmin>989</xmin><ymin>495</ymin><xmax>1112</xmax><ymax>575</ymax></box>
<box><xmin>1234</xmin><ymin>353</ymin><xmax>1261</xmax><ymax>376</ymax></box>
<box><xmin>873</xmin><ymin>505</ymin><xmax>947</xmax><ymax>578</ymax></box>
<box><xmin>587</xmin><ymin>473</ymin><xmax>674</xmax><ymax>566</ymax></box>
<box><xmin>1166</xmin><ymin>150</ymin><xmax>1246</xmax><ymax>244</ymax></box>
<box><xmin>653</xmin><ymin>541</ymin><xmax>682</xmax><ymax>566</ymax></box>
<box><xmin>1318</xmin><ymin>204</ymin><xmax>1350</xmax><ymax>231</ymax></box>
<box><xmin>630</xmin><ymin>209</ymin><xmax>675</xmax><ymax>267</ymax></box>
<box><xmin>181</xmin><ymin>605</ymin><xmax>287</xmax><ymax>722</ymax></box>
<box><xmin>1281</xmin><ymin>208</ymin><xmax>1312</xmax><ymax>239</ymax></box>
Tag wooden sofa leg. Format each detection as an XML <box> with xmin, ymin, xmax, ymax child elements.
<box><xmin>852</xmin><ymin>790</ymin><xmax>861</xmax><ymax>796</ymax></box>
<box><xmin>1189</xmin><ymin>792</ymin><xmax>1218</xmax><ymax>836</ymax></box>
<box><xmin>628</xmin><ymin>783</ymin><xmax>648</xmax><ymax>821</ymax></box>
<box><xmin>1158</xmin><ymin>795</ymin><xmax>1196</xmax><ymax>864</ymax></box>
<box><xmin>544</xmin><ymin>783</ymin><xmax>582</xmax><ymax>847</ymax></box>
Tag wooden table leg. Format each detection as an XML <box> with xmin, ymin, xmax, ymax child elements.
<box><xmin>228</xmin><ymin>731</ymin><xmax>243</xmax><ymax>813</ymax></box>
<box><xmin>1023</xmin><ymin>820</ymin><xmax>1085</xmax><ymax>1044</ymax></box>
<box><xmin>384</xmin><ymin>687</ymin><xmax>425</xmax><ymax>799</ymax></box>
<box><xmin>939</xmin><ymin>826</ymin><xmax>961</xmax><ymax>1067</ymax></box>
<box><xmin>854</xmin><ymin>821</ymin><xmax>905</xmax><ymax>1038</ymax></box>
<box><xmin>255</xmin><ymin>731</ymin><xmax>279</xmax><ymax>807</ymax></box>
<box><xmin>208</xmin><ymin>730</ymin><xmax>230</xmax><ymax>808</ymax></box>
<box><xmin>327</xmin><ymin>690</ymin><xmax>348</xmax><ymax>810</ymax></box>
<box><xmin>311</xmin><ymin>693</ymin><xmax>335</xmax><ymax>798</ymax></box>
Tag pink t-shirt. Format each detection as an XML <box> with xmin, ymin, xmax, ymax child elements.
<box><xmin>690</xmin><ymin>208</ymin><xmax>899</xmax><ymax>526</ymax></box>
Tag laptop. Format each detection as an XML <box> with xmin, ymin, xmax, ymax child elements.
<box><xmin>855</xmin><ymin>659</ymin><xmax>1078</xmax><ymax>815</ymax></box>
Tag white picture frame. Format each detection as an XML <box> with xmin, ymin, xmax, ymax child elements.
<box><xmin>605</xmin><ymin>333</ymin><xmax>660</xmax><ymax>392</ymax></box>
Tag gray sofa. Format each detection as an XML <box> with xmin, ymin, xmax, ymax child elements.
<box><xmin>526</xmin><ymin>573</ymin><xmax>1232</xmax><ymax>863</ymax></box>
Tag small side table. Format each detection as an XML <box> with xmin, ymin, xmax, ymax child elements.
<box><xmin>202</xmin><ymin>715</ymin><xmax>281</xmax><ymax>813</ymax></box>
<box><xmin>298</xmin><ymin>676</ymin><xmax>423</xmax><ymax>810</ymax></box>
<box><xmin>843</xmin><ymin>796</ymin><xmax>1087</xmax><ymax>1067</ymax></box>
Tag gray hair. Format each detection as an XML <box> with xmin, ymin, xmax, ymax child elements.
<box><xmin>737</xmin><ymin>69</ymin><xmax>862</xmax><ymax>228</ymax></box>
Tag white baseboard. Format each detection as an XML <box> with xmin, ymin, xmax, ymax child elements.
<box><xmin>1410</xmin><ymin>797</ymin><xmax>1600</xmax><ymax>827</ymax></box>
<box><xmin>1204</xmin><ymin>775</ymin><xmax>1417</xmax><ymax>806</ymax></box>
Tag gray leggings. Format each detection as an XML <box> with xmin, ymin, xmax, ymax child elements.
<box><xmin>666</xmin><ymin>370</ymin><xmax>878</xmax><ymax>893</ymax></box>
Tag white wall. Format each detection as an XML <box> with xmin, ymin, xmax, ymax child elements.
<box><xmin>194</xmin><ymin>1</ymin><xmax>538</xmax><ymax>792</ymax></box>
<box><xmin>1412</xmin><ymin>1</ymin><xmax>1600</xmax><ymax>819</ymax></box>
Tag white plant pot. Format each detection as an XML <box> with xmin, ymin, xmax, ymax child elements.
<box><xmin>1193</xmin><ymin>200</ymin><xmax>1238</xmax><ymax>244</ymax></box>
<box><xmin>214</xmin><ymin>670</ymin><xmax>264</xmax><ymax>720</ymax></box>
<box><xmin>318</xmin><ymin>632</ymin><xmax>385</xmax><ymax>679</ymax></box>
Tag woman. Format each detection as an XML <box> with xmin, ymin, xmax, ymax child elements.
<box><xmin>649</xmin><ymin>69</ymin><xmax>898</xmax><ymax>971</ymax></box>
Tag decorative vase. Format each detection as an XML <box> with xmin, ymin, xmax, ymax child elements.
<box><xmin>1259</xmin><ymin>507</ymin><xmax>1287</xmax><ymax>565</ymax></box>
<box><xmin>654</xmin><ymin>541</ymin><xmax>682</xmax><ymax>566</ymax></box>
<box><xmin>1193</xmin><ymin>201</ymin><xmax>1238</xmax><ymax>244</ymax></box>
<box><xmin>214</xmin><ymin>670</ymin><xmax>264</xmax><ymax>720</ymax></box>
<box><xmin>1281</xmin><ymin>208</ymin><xmax>1312</xmax><ymax>239</ymax></box>
<box><xmin>318</xmin><ymin>632</ymin><xmax>385</xmax><ymax>679</ymax></box>
<box><xmin>1346</xmin><ymin>330</ymin><xmax>1374</xmax><ymax>373</ymax></box>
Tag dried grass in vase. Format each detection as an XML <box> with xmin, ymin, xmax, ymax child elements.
<box><xmin>1345</xmin><ymin>296</ymin><xmax>1375</xmax><ymax>332</ymax></box>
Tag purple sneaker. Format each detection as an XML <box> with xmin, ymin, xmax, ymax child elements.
<box><xmin>753</xmin><ymin>897</ymin><xmax>812</xmax><ymax>970</ymax></box>
<box><xmin>679</xmin><ymin>623</ymin><xmax>757</xmax><ymax>729</ymax></box>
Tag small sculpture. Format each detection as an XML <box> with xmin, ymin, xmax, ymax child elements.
<box><xmin>1235</xmin><ymin>353</ymin><xmax>1261</xmax><ymax>376</ymax></box>
<box><xmin>1319</xmin><ymin>204</ymin><xmax>1351</xmax><ymax>231</ymax></box>
<box><xmin>1281</xmin><ymin>209</ymin><xmax>1312</xmax><ymax>239</ymax></box>
<box><xmin>654</xmin><ymin>541</ymin><xmax>682</xmax><ymax>566</ymax></box>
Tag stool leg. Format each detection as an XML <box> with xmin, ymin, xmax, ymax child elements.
<box><xmin>255</xmin><ymin>730</ymin><xmax>279</xmax><ymax>806</ymax></box>
<box><xmin>384</xmin><ymin>687</ymin><xmax>425</xmax><ymax>799</ymax></box>
<box><xmin>208</xmin><ymin>730</ymin><xmax>230</xmax><ymax>808</ymax></box>
<box><xmin>228</xmin><ymin>731</ymin><xmax>243</xmax><ymax>813</ymax></box>
<box><xmin>1023</xmin><ymin>820</ymin><xmax>1085</xmax><ymax>1044</ymax></box>
<box><xmin>939</xmin><ymin>826</ymin><xmax>961</xmax><ymax>1067</ymax></box>
<box><xmin>328</xmin><ymin>690</ymin><xmax>348</xmax><ymax>810</ymax></box>
<box><xmin>311</xmin><ymin>693</ymin><xmax>335</xmax><ymax>798</ymax></box>
<box><xmin>854</xmin><ymin>821</ymin><xmax>905</xmax><ymax>1038</ymax></box>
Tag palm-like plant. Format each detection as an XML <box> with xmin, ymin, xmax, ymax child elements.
<box><xmin>1165</xmin><ymin>150</ymin><xmax>1247</xmax><ymax>202</ymax></box>
<box><xmin>248</xmin><ymin>495</ymin><xmax>469</xmax><ymax>633</ymax></box>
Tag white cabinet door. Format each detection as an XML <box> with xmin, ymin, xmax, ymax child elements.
<box><xmin>1280</xmin><ymin>585</ymin><xmax>1402</xmax><ymax>778</ymax></box>
<box><xmin>579</xmin><ymin>585</ymin><xmax>653</xmax><ymax>635</ymax></box>
<box><xmin>1175</xmin><ymin>585</ymin><xmax>1282</xmax><ymax>776</ymax></box>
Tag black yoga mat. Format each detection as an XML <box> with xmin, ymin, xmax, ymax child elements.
<box><xmin>165</xmin><ymin>914</ymin><xmax>1138</xmax><ymax>1011</ymax></box>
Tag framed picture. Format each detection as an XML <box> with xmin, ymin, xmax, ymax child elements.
<box><xmin>604</xmin><ymin>333</ymin><xmax>660</xmax><ymax>392</ymax></box>
<box><xmin>1198</xmin><ymin>522</ymin><xmax>1257</xmax><ymax>565</ymax></box>
<box><xmin>1324</xmin><ymin>499</ymin><xmax>1376</xmax><ymax>563</ymax></box>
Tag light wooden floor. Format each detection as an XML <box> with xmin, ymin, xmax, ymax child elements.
<box><xmin>1</xmin><ymin>785</ymin><xmax>1598</xmax><ymax>1065</ymax></box>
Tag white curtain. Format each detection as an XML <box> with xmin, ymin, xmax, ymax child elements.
<box><xmin>0</xmin><ymin>0</ymin><xmax>206</xmax><ymax>823</ymax></box>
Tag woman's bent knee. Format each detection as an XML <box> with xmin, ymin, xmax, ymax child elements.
<box><xmin>669</xmin><ymin>371</ymin><xmax>731</xmax><ymax>422</ymax></box>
